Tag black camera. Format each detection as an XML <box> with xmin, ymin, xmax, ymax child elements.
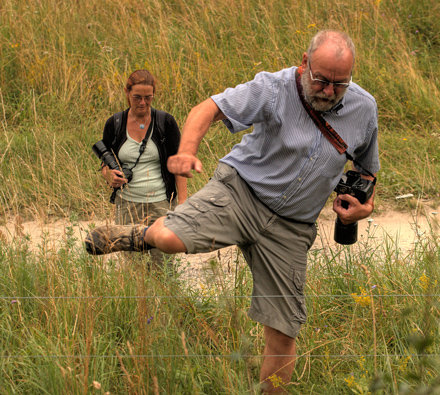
<box><xmin>92</xmin><ymin>141</ymin><xmax>133</xmax><ymax>183</ymax></box>
<box><xmin>334</xmin><ymin>170</ymin><xmax>375</xmax><ymax>245</ymax></box>
<box><xmin>92</xmin><ymin>140</ymin><xmax>133</xmax><ymax>203</ymax></box>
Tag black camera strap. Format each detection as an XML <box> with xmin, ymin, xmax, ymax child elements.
<box><xmin>295</xmin><ymin>73</ymin><xmax>376</xmax><ymax>184</ymax></box>
<box><xmin>108</xmin><ymin>113</ymin><xmax>155</xmax><ymax>204</ymax></box>
<box><xmin>127</xmin><ymin>115</ymin><xmax>155</xmax><ymax>173</ymax></box>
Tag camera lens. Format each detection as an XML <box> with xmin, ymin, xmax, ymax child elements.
<box><xmin>92</xmin><ymin>141</ymin><xmax>108</xmax><ymax>159</ymax></box>
<box><xmin>334</xmin><ymin>217</ymin><xmax>358</xmax><ymax>245</ymax></box>
<box><xmin>92</xmin><ymin>141</ymin><xmax>120</xmax><ymax>171</ymax></box>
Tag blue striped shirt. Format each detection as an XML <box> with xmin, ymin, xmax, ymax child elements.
<box><xmin>212</xmin><ymin>66</ymin><xmax>380</xmax><ymax>223</ymax></box>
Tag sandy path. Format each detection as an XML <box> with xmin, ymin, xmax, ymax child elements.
<box><xmin>1</xmin><ymin>202</ymin><xmax>438</xmax><ymax>281</ymax></box>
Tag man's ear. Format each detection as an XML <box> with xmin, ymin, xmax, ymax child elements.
<box><xmin>301</xmin><ymin>52</ymin><xmax>308</xmax><ymax>68</ymax></box>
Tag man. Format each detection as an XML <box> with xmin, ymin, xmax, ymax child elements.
<box><xmin>86</xmin><ymin>30</ymin><xmax>379</xmax><ymax>393</ymax></box>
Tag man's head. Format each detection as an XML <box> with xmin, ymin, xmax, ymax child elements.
<box><xmin>300</xmin><ymin>30</ymin><xmax>355</xmax><ymax>112</ymax></box>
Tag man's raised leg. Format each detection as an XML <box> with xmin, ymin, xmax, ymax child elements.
<box><xmin>145</xmin><ymin>217</ymin><xmax>187</xmax><ymax>253</ymax></box>
<box><xmin>85</xmin><ymin>216</ymin><xmax>187</xmax><ymax>255</ymax></box>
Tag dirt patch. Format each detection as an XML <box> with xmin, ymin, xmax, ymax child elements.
<box><xmin>313</xmin><ymin>203</ymin><xmax>439</xmax><ymax>252</ymax></box>
<box><xmin>1</xmin><ymin>202</ymin><xmax>439</xmax><ymax>277</ymax></box>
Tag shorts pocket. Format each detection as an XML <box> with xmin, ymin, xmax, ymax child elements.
<box><xmin>184</xmin><ymin>189</ymin><xmax>232</xmax><ymax>232</ymax></box>
<box><xmin>208</xmin><ymin>194</ymin><xmax>230</xmax><ymax>207</ymax></box>
<box><xmin>187</xmin><ymin>191</ymin><xmax>230</xmax><ymax>212</ymax></box>
<box><xmin>290</xmin><ymin>266</ymin><xmax>307</xmax><ymax>323</ymax></box>
<box><xmin>188</xmin><ymin>199</ymin><xmax>209</xmax><ymax>213</ymax></box>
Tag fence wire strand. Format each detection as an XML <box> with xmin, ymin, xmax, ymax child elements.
<box><xmin>2</xmin><ymin>294</ymin><xmax>440</xmax><ymax>300</ymax></box>
<box><xmin>1</xmin><ymin>353</ymin><xmax>439</xmax><ymax>359</ymax></box>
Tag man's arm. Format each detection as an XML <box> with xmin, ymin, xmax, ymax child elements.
<box><xmin>333</xmin><ymin>164</ymin><xmax>377</xmax><ymax>225</ymax></box>
<box><xmin>167</xmin><ymin>98</ymin><xmax>225</xmax><ymax>178</ymax></box>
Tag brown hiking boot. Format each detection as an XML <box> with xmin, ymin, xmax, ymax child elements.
<box><xmin>85</xmin><ymin>224</ymin><xmax>150</xmax><ymax>255</ymax></box>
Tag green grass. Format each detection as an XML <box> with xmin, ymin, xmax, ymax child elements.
<box><xmin>0</xmin><ymin>0</ymin><xmax>439</xmax><ymax>219</ymax></box>
<box><xmin>0</xmin><ymin>216</ymin><xmax>439</xmax><ymax>394</ymax></box>
<box><xmin>0</xmin><ymin>0</ymin><xmax>440</xmax><ymax>393</ymax></box>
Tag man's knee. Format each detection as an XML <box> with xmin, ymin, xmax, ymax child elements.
<box><xmin>264</xmin><ymin>326</ymin><xmax>296</xmax><ymax>350</ymax></box>
<box><xmin>147</xmin><ymin>218</ymin><xmax>187</xmax><ymax>253</ymax></box>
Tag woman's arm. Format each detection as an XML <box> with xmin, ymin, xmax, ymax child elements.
<box><xmin>175</xmin><ymin>175</ymin><xmax>188</xmax><ymax>204</ymax></box>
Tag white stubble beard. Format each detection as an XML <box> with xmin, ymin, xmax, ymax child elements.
<box><xmin>300</xmin><ymin>65</ymin><xmax>347</xmax><ymax>112</ymax></box>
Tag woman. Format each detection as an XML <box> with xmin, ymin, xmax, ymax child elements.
<box><xmin>100</xmin><ymin>69</ymin><xmax>187</xmax><ymax>269</ymax></box>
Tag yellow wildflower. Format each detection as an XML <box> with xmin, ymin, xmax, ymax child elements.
<box><xmin>357</xmin><ymin>356</ymin><xmax>366</xmax><ymax>370</ymax></box>
<box><xmin>398</xmin><ymin>356</ymin><xmax>411</xmax><ymax>372</ymax></box>
<box><xmin>344</xmin><ymin>374</ymin><xmax>356</xmax><ymax>388</ymax></box>
<box><xmin>351</xmin><ymin>287</ymin><xmax>371</xmax><ymax>307</ymax></box>
<box><xmin>419</xmin><ymin>273</ymin><xmax>430</xmax><ymax>291</ymax></box>
<box><xmin>268</xmin><ymin>374</ymin><xmax>283</xmax><ymax>388</ymax></box>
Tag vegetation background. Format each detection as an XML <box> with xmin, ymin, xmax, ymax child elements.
<box><xmin>0</xmin><ymin>0</ymin><xmax>439</xmax><ymax>394</ymax></box>
<box><xmin>1</xmin><ymin>0</ymin><xmax>439</xmax><ymax>218</ymax></box>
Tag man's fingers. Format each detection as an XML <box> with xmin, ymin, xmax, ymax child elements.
<box><xmin>193</xmin><ymin>160</ymin><xmax>203</xmax><ymax>173</ymax></box>
<box><xmin>167</xmin><ymin>154</ymin><xmax>203</xmax><ymax>177</ymax></box>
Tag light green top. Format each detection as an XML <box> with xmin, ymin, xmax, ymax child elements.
<box><xmin>117</xmin><ymin>123</ymin><xmax>167</xmax><ymax>203</ymax></box>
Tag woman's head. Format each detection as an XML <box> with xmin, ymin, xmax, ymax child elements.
<box><xmin>124</xmin><ymin>70</ymin><xmax>157</xmax><ymax>108</ymax></box>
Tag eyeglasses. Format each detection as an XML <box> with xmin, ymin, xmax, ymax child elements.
<box><xmin>130</xmin><ymin>94</ymin><xmax>154</xmax><ymax>103</ymax></box>
<box><xmin>309</xmin><ymin>62</ymin><xmax>352</xmax><ymax>89</ymax></box>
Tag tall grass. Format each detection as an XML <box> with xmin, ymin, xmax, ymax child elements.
<box><xmin>0</xmin><ymin>0</ymin><xmax>439</xmax><ymax>219</ymax></box>
<box><xmin>0</xmin><ymin>0</ymin><xmax>440</xmax><ymax>393</ymax></box>
<box><xmin>0</xmin><ymin>213</ymin><xmax>439</xmax><ymax>393</ymax></box>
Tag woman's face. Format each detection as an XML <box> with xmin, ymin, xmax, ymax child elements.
<box><xmin>126</xmin><ymin>84</ymin><xmax>154</xmax><ymax>116</ymax></box>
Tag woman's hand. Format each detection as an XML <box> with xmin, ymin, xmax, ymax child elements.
<box><xmin>102</xmin><ymin>166</ymin><xmax>128</xmax><ymax>188</ymax></box>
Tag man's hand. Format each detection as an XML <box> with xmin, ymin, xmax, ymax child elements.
<box><xmin>167</xmin><ymin>98</ymin><xmax>225</xmax><ymax>179</ymax></box>
<box><xmin>333</xmin><ymin>194</ymin><xmax>374</xmax><ymax>225</ymax></box>
<box><xmin>334</xmin><ymin>167</ymin><xmax>376</xmax><ymax>225</ymax></box>
<box><xmin>167</xmin><ymin>153</ymin><xmax>203</xmax><ymax>178</ymax></box>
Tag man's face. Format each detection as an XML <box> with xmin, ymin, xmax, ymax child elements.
<box><xmin>300</xmin><ymin>47</ymin><xmax>353</xmax><ymax>112</ymax></box>
<box><xmin>301</xmin><ymin>63</ymin><xmax>348</xmax><ymax>112</ymax></box>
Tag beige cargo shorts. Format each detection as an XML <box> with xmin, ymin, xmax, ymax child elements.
<box><xmin>164</xmin><ymin>162</ymin><xmax>317</xmax><ymax>338</ymax></box>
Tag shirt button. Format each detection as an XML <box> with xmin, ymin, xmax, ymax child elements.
<box><xmin>298</xmin><ymin>177</ymin><xmax>302</xmax><ymax>181</ymax></box>
<box><xmin>283</xmin><ymin>196</ymin><xmax>287</xmax><ymax>199</ymax></box>
<box><xmin>210</xmin><ymin>198</ymin><xmax>215</xmax><ymax>202</ymax></box>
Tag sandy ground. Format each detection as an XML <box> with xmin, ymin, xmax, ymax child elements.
<box><xmin>1</xmin><ymin>201</ymin><xmax>439</xmax><ymax>281</ymax></box>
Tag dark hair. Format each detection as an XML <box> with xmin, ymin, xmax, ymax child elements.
<box><xmin>125</xmin><ymin>70</ymin><xmax>157</xmax><ymax>93</ymax></box>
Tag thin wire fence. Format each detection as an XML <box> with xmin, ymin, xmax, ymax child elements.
<box><xmin>2</xmin><ymin>294</ymin><xmax>440</xmax><ymax>300</ymax></box>
<box><xmin>0</xmin><ymin>354</ymin><xmax>438</xmax><ymax>359</ymax></box>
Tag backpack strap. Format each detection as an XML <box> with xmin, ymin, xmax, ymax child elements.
<box><xmin>153</xmin><ymin>108</ymin><xmax>167</xmax><ymax>144</ymax></box>
<box><xmin>112</xmin><ymin>111</ymin><xmax>124</xmax><ymax>146</ymax></box>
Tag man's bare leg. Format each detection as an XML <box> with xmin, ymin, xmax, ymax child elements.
<box><xmin>260</xmin><ymin>325</ymin><xmax>296</xmax><ymax>394</ymax></box>
<box><xmin>146</xmin><ymin>217</ymin><xmax>187</xmax><ymax>253</ymax></box>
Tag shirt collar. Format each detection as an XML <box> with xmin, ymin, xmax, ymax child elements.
<box><xmin>321</xmin><ymin>95</ymin><xmax>346</xmax><ymax>115</ymax></box>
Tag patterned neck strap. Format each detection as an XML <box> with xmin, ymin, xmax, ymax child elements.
<box><xmin>295</xmin><ymin>72</ymin><xmax>348</xmax><ymax>154</ymax></box>
<box><xmin>295</xmin><ymin>71</ymin><xmax>376</xmax><ymax>182</ymax></box>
